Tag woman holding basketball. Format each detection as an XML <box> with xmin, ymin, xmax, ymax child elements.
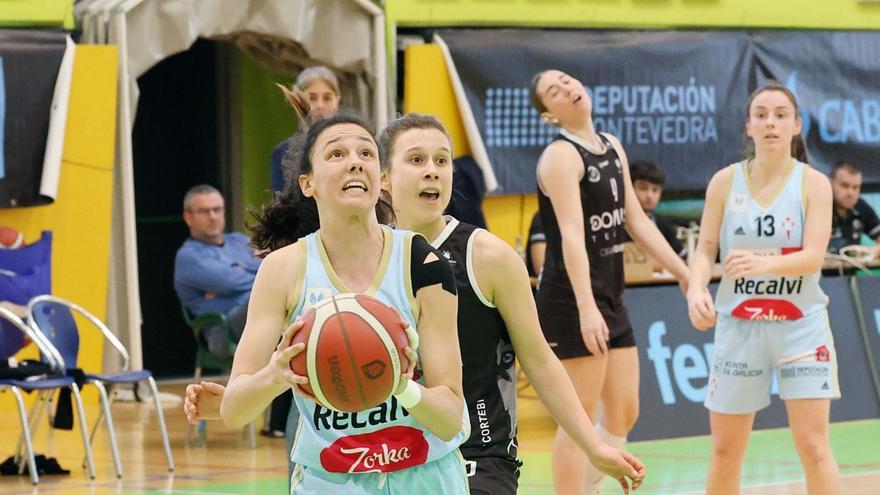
<box><xmin>688</xmin><ymin>81</ymin><xmax>840</xmax><ymax>494</ymax></box>
<box><xmin>380</xmin><ymin>113</ymin><xmax>645</xmax><ymax>494</ymax></box>
<box><xmin>219</xmin><ymin>111</ymin><xmax>470</xmax><ymax>493</ymax></box>
<box><xmin>186</xmin><ymin>111</ymin><xmax>646</xmax><ymax>494</ymax></box>
<box><xmin>529</xmin><ymin>69</ymin><xmax>689</xmax><ymax>495</ymax></box>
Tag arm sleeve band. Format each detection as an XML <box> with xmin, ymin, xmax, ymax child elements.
<box><xmin>410</xmin><ymin>234</ymin><xmax>457</xmax><ymax>297</ymax></box>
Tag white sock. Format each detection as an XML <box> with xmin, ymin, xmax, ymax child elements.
<box><xmin>582</xmin><ymin>424</ymin><xmax>627</xmax><ymax>495</ymax></box>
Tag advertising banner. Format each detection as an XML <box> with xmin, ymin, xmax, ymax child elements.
<box><xmin>624</xmin><ymin>277</ymin><xmax>880</xmax><ymax>441</ymax></box>
<box><xmin>439</xmin><ymin>29</ymin><xmax>880</xmax><ymax>195</ymax></box>
<box><xmin>852</xmin><ymin>276</ymin><xmax>880</xmax><ymax>402</ymax></box>
<box><xmin>752</xmin><ymin>32</ymin><xmax>880</xmax><ymax>181</ymax></box>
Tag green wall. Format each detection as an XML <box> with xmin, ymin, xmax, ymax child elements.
<box><xmin>388</xmin><ymin>0</ymin><xmax>880</xmax><ymax>29</ymax></box>
<box><xmin>237</xmin><ymin>52</ymin><xmax>297</xmax><ymax>223</ymax></box>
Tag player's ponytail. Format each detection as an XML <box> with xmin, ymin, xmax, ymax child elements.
<box><xmin>250</xmin><ymin>112</ymin><xmax>387</xmax><ymax>253</ymax></box>
<box><xmin>276</xmin><ymin>84</ymin><xmax>311</xmax><ymax>124</ymax></box>
<box><xmin>276</xmin><ymin>84</ymin><xmax>322</xmax><ymax>191</ymax></box>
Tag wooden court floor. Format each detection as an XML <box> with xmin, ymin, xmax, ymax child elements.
<box><xmin>0</xmin><ymin>383</ymin><xmax>878</xmax><ymax>494</ymax></box>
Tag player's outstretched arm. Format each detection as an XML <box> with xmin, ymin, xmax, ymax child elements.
<box><xmin>221</xmin><ymin>243</ymin><xmax>307</xmax><ymax>428</ymax></box>
<box><xmin>472</xmin><ymin>231</ymin><xmax>645</xmax><ymax>492</ymax></box>
<box><xmin>605</xmin><ymin>133</ymin><xmax>689</xmax><ymax>290</ymax></box>
<box><xmin>405</xmin><ymin>260</ymin><xmax>466</xmax><ymax>442</ymax></box>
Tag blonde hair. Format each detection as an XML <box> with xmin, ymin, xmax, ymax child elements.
<box><xmin>275</xmin><ymin>84</ymin><xmax>311</xmax><ymax>122</ymax></box>
<box><xmin>273</xmin><ymin>67</ymin><xmax>341</xmax><ymax>190</ymax></box>
<box><xmin>295</xmin><ymin>66</ymin><xmax>340</xmax><ymax>96</ymax></box>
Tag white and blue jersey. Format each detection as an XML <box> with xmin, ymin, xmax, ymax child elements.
<box><xmin>287</xmin><ymin>226</ymin><xmax>466</xmax><ymax>477</ymax></box>
<box><xmin>716</xmin><ymin>160</ymin><xmax>827</xmax><ymax>320</ymax></box>
<box><xmin>705</xmin><ymin>160</ymin><xmax>839</xmax><ymax>414</ymax></box>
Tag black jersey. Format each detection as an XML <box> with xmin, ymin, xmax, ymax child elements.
<box><xmin>537</xmin><ymin>131</ymin><xmax>627</xmax><ymax>309</ymax></box>
<box><xmin>432</xmin><ymin>217</ymin><xmax>519</xmax><ymax>462</ymax></box>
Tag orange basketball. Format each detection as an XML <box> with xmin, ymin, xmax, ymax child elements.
<box><xmin>289</xmin><ymin>293</ymin><xmax>412</xmax><ymax>412</ymax></box>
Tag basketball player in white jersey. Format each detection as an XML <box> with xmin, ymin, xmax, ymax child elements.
<box><xmin>529</xmin><ymin>70</ymin><xmax>689</xmax><ymax>495</ymax></box>
<box><xmin>687</xmin><ymin>81</ymin><xmax>840</xmax><ymax>495</ymax></box>
<box><xmin>380</xmin><ymin>113</ymin><xmax>644</xmax><ymax>494</ymax></box>
<box><xmin>219</xmin><ymin>112</ymin><xmax>470</xmax><ymax>494</ymax></box>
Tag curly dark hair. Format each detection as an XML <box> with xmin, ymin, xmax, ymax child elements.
<box><xmin>249</xmin><ymin>111</ymin><xmax>394</xmax><ymax>253</ymax></box>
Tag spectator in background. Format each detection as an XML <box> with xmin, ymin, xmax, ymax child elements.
<box><xmin>627</xmin><ymin>161</ymin><xmax>687</xmax><ymax>259</ymax></box>
<box><xmin>443</xmin><ymin>155</ymin><xmax>488</xmax><ymax>228</ymax></box>
<box><xmin>829</xmin><ymin>160</ymin><xmax>880</xmax><ymax>256</ymax></box>
<box><xmin>525</xmin><ymin>211</ymin><xmax>546</xmax><ymax>280</ymax></box>
<box><xmin>174</xmin><ymin>185</ymin><xmax>261</xmax><ymax>357</ymax></box>
<box><xmin>270</xmin><ymin>67</ymin><xmax>341</xmax><ymax>192</ymax></box>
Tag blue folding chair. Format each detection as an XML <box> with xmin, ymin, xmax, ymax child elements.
<box><xmin>0</xmin><ymin>306</ymin><xmax>96</xmax><ymax>484</ymax></box>
<box><xmin>27</xmin><ymin>295</ymin><xmax>174</xmax><ymax>476</ymax></box>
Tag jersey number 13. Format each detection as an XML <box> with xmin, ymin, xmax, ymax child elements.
<box><xmin>754</xmin><ymin>215</ymin><xmax>775</xmax><ymax>237</ymax></box>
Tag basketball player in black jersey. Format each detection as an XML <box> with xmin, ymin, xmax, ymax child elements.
<box><xmin>184</xmin><ymin>110</ymin><xmax>645</xmax><ymax>493</ymax></box>
<box><xmin>530</xmin><ymin>70</ymin><xmax>689</xmax><ymax>495</ymax></box>
<box><xmin>380</xmin><ymin>113</ymin><xmax>644</xmax><ymax>494</ymax></box>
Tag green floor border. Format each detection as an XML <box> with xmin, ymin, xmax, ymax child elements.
<box><xmin>518</xmin><ymin>420</ymin><xmax>880</xmax><ymax>494</ymax></box>
<box><xmin>129</xmin><ymin>420</ymin><xmax>879</xmax><ymax>495</ymax></box>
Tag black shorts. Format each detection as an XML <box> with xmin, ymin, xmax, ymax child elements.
<box><xmin>464</xmin><ymin>455</ymin><xmax>521</xmax><ymax>495</ymax></box>
<box><xmin>536</xmin><ymin>274</ymin><xmax>635</xmax><ymax>360</ymax></box>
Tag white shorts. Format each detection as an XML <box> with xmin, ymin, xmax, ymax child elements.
<box><xmin>704</xmin><ymin>311</ymin><xmax>840</xmax><ymax>414</ymax></box>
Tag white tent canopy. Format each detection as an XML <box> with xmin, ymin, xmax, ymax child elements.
<box><xmin>76</xmin><ymin>0</ymin><xmax>389</xmax><ymax>372</ymax></box>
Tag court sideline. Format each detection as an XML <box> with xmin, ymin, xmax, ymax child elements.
<box><xmin>1</xmin><ymin>383</ymin><xmax>877</xmax><ymax>494</ymax></box>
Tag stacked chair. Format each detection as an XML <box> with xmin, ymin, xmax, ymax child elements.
<box><xmin>0</xmin><ymin>306</ymin><xmax>95</xmax><ymax>484</ymax></box>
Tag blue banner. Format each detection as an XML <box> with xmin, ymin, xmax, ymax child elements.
<box><xmin>440</xmin><ymin>29</ymin><xmax>880</xmax><ymax>195</ymax></box>
<box><xmin>0</xmin><ymin>231</ymin><xmax>52</xmax><ymax>356</ymax></box>
<box><xmin>753</xmin><ymin>33</ymin><xmax>880</xmax><ymax>176</ymax></box>
<box><xmin>853</xmin><ymin>276</ymin><xmax>880</xmax><ymax>400</ymax></box>
<box><xmin>623</xmin><ymin>276</ymin><xmax>880</xmax><ymax>441</ymax></box>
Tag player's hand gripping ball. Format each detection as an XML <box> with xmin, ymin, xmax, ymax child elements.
<box><xmin>289</xmin><ymin>293</ymin><xmax>419</xmax><ymax>412</ymax></box>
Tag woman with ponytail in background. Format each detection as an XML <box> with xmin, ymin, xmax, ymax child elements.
<box><xmin>271</xmin><ymin>66</ymin><xmax>342</xmax><ymax>192</ymax></box>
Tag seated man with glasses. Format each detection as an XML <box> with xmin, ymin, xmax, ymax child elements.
<box><xmin>174</xmin><ymin>184</ymin><xmax>261</xmax><ymax>357</ymax></box>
